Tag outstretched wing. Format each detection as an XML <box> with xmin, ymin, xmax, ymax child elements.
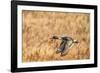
<box><xmin>56</xmin><ymin>41</ymin><xmax>65</xmax><ymax>54</ymax></box>
<box><xmin>61</xmin><ymin>44</ymin><xmax>69</xmax><ymax>56</ymax></box>
<box><xmin>61</xmin><ymin>40</ymin><xmax>73</xmax><ymax>56</ymax></box>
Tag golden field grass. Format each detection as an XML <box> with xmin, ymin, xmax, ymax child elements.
<box><xmin>22</xmin><ymin>10</ymin><xmax>90</xmax><ymax>62</ymax></box>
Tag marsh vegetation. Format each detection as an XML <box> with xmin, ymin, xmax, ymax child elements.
<box><xmin>22</xmin><ymin>10</ymin><xmax>90</xmax><ymax>62</ymax></box>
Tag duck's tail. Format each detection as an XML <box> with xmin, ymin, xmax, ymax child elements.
<box><xmin>73</xmin><ymin>39</ymin><xmax>79</xmax><ymax>43</ymax></box>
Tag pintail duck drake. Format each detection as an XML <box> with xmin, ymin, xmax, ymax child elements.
<box><xmin>50</xmin><ymin>35</ymin><xmax>78</xmax><ymax>56</ymax></box>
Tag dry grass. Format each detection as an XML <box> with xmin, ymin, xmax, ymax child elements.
<box><xmin>22</xmin><ymin>10</ymin><xmax>90</xmax><ymax>62</ymax></box>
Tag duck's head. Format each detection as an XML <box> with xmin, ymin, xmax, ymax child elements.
<box><xmin>50</xmin><ymin>35</ymin><xmax>70</xmax><ymax>41</ymax></box>
<box><xmin>50</xmin><ymin>35</ymin><xmax>59</xmax><ymax>40</ymax></box>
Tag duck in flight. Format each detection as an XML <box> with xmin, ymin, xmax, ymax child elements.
<box><xmin>50</xmin><ymin>35</ymin><xmax>78</xmax><ymax>56</ymax></box>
